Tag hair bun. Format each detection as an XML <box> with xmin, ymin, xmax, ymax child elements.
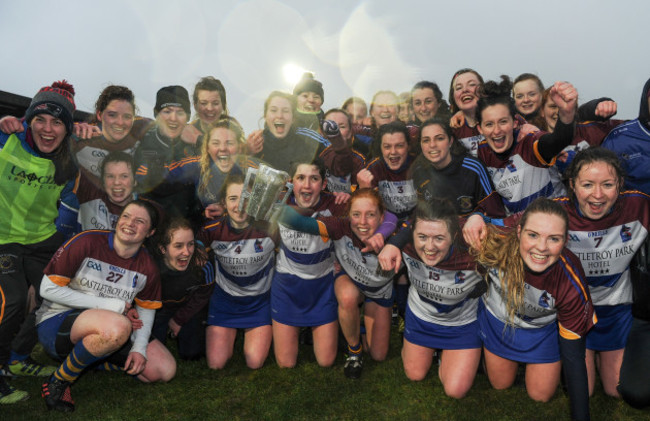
<box><xmin>482</xmin><ymin>75</ymin><xmax>512</xmax><ymax>99</ymax></box>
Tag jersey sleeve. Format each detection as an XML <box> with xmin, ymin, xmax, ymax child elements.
<box><xmin>74</xmin><ymin>171</ymin><xmax>100</xmax><ymax>203</ymax></box>
<box><xmin>363</xmin><ymin>158</ymin><xmax>382</xmax><ymax>189</ymax></box>
<box><xmin>468</xmin><ymin>158</ymin><xmax>506</xmax><ymax>218</ymax></box>
<box><xmin>55</xmin><ymin>178</ymin><xmax>82</xmax><ymax>240</ymax></box>
<box><xmin>555</xmin><ymin>252</ymin><xmax>596</xmax><ymax>339</ymax></box>
<box><xmin>577</xmin><ymin>97</ymin><xmax>614</xmax><ymax>122</ymax></box>
<box><xmin>319</xmin><ymin>128</ymin><xmax>354</xmax><ymax>176</ymax></box>
<box><xmin>535</xmin><ymin>119</ymin><xmax>574</xmax><ymax>164</ymax></box>
<box><xmin>44</xmin><ymin>234</ymin><xmax>95</xmax><ymax>286</ymax></box>
<box><xmin>387</xmin><ymin>220</ymin><xmax>412</xmax><ymax>249</ymax></box>
<box><xmin>166</xmin><ymin>157</ymin><xmax>200</xmax><ymax>184</ymax></box>
<box><xmin>278</xmin><ymin>205</ymin><xmax>326</xmax><ymax>238</ymax></box>
<box><xmin>559</xmin><ymin>336</ymin><xmax>590</xmax><ymax>421</ymax></box>
<box><xmin>133</xmin><ymin>254</ymin><xmax>162</xmax><ymax>310</ymax></box>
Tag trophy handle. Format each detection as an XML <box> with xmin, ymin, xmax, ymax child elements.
<box><xmin>267</xmin><ymin>182</ymin><xmax>294</xmax><ymax>222</ymax></box>
<box><xmin>239</xmin><ymin>167</ymin><xmax>257</xmax><ymax>213</ymax></box>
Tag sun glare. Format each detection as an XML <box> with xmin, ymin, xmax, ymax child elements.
<box><xmin>283</xmin><ymin>63</ymin><xmax>309</xmax><ymax>86</ymax></box>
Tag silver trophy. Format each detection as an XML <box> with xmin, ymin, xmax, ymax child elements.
<box><xmin>238</xmin><ymin>164</ymin><xmax>293</xmax><ymax>221</ymax></box>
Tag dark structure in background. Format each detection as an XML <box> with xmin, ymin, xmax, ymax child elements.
<box><xmin>0</xmin><ymin>90</ymin><xmax>92</xmax><ymax>122</ymax></box>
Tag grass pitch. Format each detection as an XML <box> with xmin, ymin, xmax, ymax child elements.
<box><xmin>3</xmin><ymin>330</ymin><xmax>648</xmax><ymax>421</ymax></box>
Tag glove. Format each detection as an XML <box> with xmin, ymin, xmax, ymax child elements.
<box><xmin>321</xmin><ymin>120</ymin><xmax>340</xmax><ymax>137</ymax></box>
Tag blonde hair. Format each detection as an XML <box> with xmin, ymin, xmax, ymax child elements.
<box><xmin>472</xmin><ymin>198</ymin><xmax>568</xmax><ymax>327</ymax></box>
<box><xmin>198</xmin><ymin>117</ymin><xmax>246</xmax><ymax>199</ymax></box>
<box><xmin>472</xmin><ymin>224</ymin><xmax>525</xmax><ymax>327</ymax></box>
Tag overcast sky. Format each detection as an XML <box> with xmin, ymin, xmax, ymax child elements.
<box><xmin>2</xmin><ymin>0</ymin><xmax>648</xmax><ymax>132</ymax></box>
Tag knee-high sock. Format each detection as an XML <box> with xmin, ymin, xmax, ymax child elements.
<box><xmin>53</xmin><ymin>341</ymin><xmax>103</xmax><ymax>383</ymax></box>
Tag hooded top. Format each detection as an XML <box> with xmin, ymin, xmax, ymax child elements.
<box><xmin>601</xmin><ymin>77</ymin><xmax>650</xmax><ymax>194</ymax></box>
<box><xmin>638</xmin><ymin>77</ymin><xmax>650</xmax><ymax>130</ymax></box>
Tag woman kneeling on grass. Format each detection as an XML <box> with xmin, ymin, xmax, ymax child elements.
<box><xmin>379</xmin><ymin>198</ymin><xmax>484</xmax><ymax>398</ymax></box>
<box><xmin>278</xmin><ymin>188</ymin><xmax>397</xmax><ymax>379</ymax></box>
<box><xmin>36</xmin><ymin>200</ymin><xmax>176</xmax><ymax>413</ymax></box>
<box><xmin>200</xmin><ymin>175</ymin><xmax>277</xmax><ymax>369</ymax></box>
<box><xmin>151</xmin><ymin>217</ymin><xmax>215</xmax><ymax>360</ymax></box>
<box><xmin>271</xmin><ymin>159</ymin><xmax>348</xmax><ymax>368</ymax></box>
<box><xmin>471</xmin><ymin>198</ymin><xmax>595</xmax><ymax>421</ymax></box>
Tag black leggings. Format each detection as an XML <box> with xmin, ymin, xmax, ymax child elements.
<box><xmin>618</xmin><ymin>317</ymin><xmax>650</xmax><ymax>409</ymax></box>
<box><xmin>0</xmin><ymin>233</ymin><xmax>62</xmax><ymax>364</ymax></box>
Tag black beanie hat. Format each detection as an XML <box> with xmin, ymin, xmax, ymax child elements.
<box><xmin>154</xmin><ymin>85</ymin><xmax>191</xmax><ymax>116</ymax></box>
<box><xmin>293</xmin><ymin>73</ymin><xmax>324</xmax><ymax>100</ymax></box>
<box><xmin>25</xmin><ymin>80</ymin><xmax>76</xmax><ymax>135</ymax></box>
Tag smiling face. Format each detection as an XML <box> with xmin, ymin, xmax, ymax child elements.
<box><xmin>207</xmin><ymin>127</ymin><xmax>239</xmax><ymax>173</ymax></box>
<box><xmin>381</xmin><ymin>132</ymin><xmax>408</xmax><ymax>171</ymax></box>
<box><xmin>513</xmin><ymin>79</ymin><xmax>543</xmax><ymax>116</ymax></box>
<box><xmin>420</xmin><ymin>123</ymin><xmax>453</xmax><ymax>169</ymax></box>
<box><xmin>325</xmin><ymin>111</ymin><xmax>352</xmax><ymax>143</ymax></box>
<box><xmin>297</xmin><ymin>91</ymin><xmax>323</xmax><ymax>113</ymax></box>
<box><xmin>195</xmin><ymin>90</ymin><xmax>223</xmax><ymax>124</ymax></box>
<box><xmin>517</xmin><ymin>211</ymin><xmax>566</xmax><ymax>272</ymax></box>
<box><xmin>413</xmin><ymin>219</ymin><xmax>453</xmax><ymax>267</ymax></box>
<box><xmin>292</xmin><ymin>164</ymin><xmax>325</xmax><ymax>208</ymax></box>
<box><xmin>571</xmin><ymin>161</ymin><xmax>620</xmax><ymax>220</ymax></box>
<box><xmin>115</xmin><ymin>203</ymin><xmax>154</xmax><ymax>247</ymax></box>
<box><xmin>398</xmin><ymin>99</ymin><xmax>412</xmax><ymax>123</ymax></box>
<box><xmin>478</xmin><ymin>104</ymin><xmax>516</xmax><ymax>154</ymax></box>
<box><xmin>412</xmin><ymin>88</ymin><xmax>440</xmax><ymax>122</ymax></box>
<box><xmin>265</xmin><ymin>96</ymin><xmax>293</xmax><ymax>139</ymax></box>
<box><xmin>452</xmin><ymin>72</ymin><xmax>481</xmax><ymax>113</ymax></box>
<box><xmin>156</xmin><ymin>105</ymin><xmax>188</xmax><ymax>138</ymax></box>
<box><xmin>345</xmin><ymin>102</ymin><xmax>367</xmax><ymax>125</ymax></box>
<box><xmin>103</xmin><ymin>161</ymin><xmax>135</xmax><ymax>206</ymax></box>
<box><xmin>540</xmin><ymin>97</ymin><xmax>559</xmax><ymax>131</ymax></box>
<box><xmin>349</xmin><ymin>197</ymin><xmax>383</xmax><ymax>242</ymax></box>
<box><xmin>371</xmin><ymin>93</ymin><xmax>398</xmax><ymax>126</ymax></box>
<box><xmin>30</xmin><ymin>114</ymin><xmax>67</xmax><ymax>154</ymax></box>
<box><xmin>162</xmin><ymin>227</ymin><xmax>195</xmax><ymax>271</ymax></box>
<box><xmin>98</xmin><ymin>99</ymin><xmax>135</xmax><ymax>143</ymax></box>
<box><xmin>224</xmin><ymin>182</ymin><xmax>249</xmax><ymax>229</ymax></box>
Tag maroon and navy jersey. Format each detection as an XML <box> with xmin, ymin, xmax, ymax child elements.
<box><xmin>453</xmin><ymin>122</ymin><xmax>483</xmax><ymax>157</ymax></box>
<box><xmin>315</xmin><ymin>216</ymin><xmax>394</xmax><ymax>301</ymax></box>
<box><xmin>199</xmin><ymin>218</ymin><xmax>276</xmax><ymax>298</ymax></box>
<box><xmin>36</xmin><ymin>230</ymin><xmax>161</xmax><ymax>324</ymax></box>
<box><xmin>478</xmin><ymin>129</ymin><xmax>567</xmax><ymax>214</ymax></box>
<box><xmin>276</xmin><ymin>193</ymin><xmax>346</xmax><ymax>279</ymax></box>
<box><xmin>483</xmin><ymin>248</ymin><xmax>595</xmax><ymax>339</ymax></box>
<box><xmin>558</xmin><ymin>192</ymin><xmax>650</xmax><ymax>307</ymax></box>
<box><xmin>365</xmin><ymin>156</ymin><xmax>417</xmax><ymax>217</ymax></box>
<box><xmin>320</xmin><ymin>146</ymin><xmax>366</xmax><ymax>193</ymax></box>
<box><xmin>572</xmin><ymin>120</ymin><xmax>623</xmax><ymax>148</ymax></box>
<box><xmin>69</xmin><ymin>118</ymin><xmax>151</xmax><ymax>188</ymax></box>
<box><xmin>74</xmin><ymin>172</ymin><xmax>128</xmax><ymax>231</ymax></box>
<box><xmin>402</xmin><ymin>244</ymin><xmax>482</xmax><ymax>326</ymax></box>
<box><xmin>559</xmin><ymin>120</ymin><xmax>625</xmax><ymax>162</ymax></box>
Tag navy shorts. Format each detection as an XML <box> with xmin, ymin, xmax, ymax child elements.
<box><xmin>404</xmin><ymin>304</ymin><xmax>481</xmax><ymax>350</ymax></box>
<box><xmin>478</xmin><ymin>301</ymin><xmax>560</xmax><ymax>364</ymax></box>
<box><xmin>207</xmin><ymin>285</ymin><xmax>271</xmax><ymax>329</ymax></box>
<box><xmin>335</xmin><ymin>269</ymin><xmax>394</xmax><ymax>308</ymax></box>
<box><xmin>271</xmin><ymin>271</ymin><xmax>337</xmax><ymax>327</ymax></box>
<box><xmin>38</xmin><ymin>309</ymin><xmax>141</xmax><ymax>367</ymax></box>
<box><xmin>586</xmin><ymin>304</ymin><xmax>632</xmax><ymax>351</ymax></box>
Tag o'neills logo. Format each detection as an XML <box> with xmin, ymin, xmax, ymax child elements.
<box><xmin>9</xmin><ymin>166</ymin><xmax>57</xmax><ymax>188</ymax></box>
